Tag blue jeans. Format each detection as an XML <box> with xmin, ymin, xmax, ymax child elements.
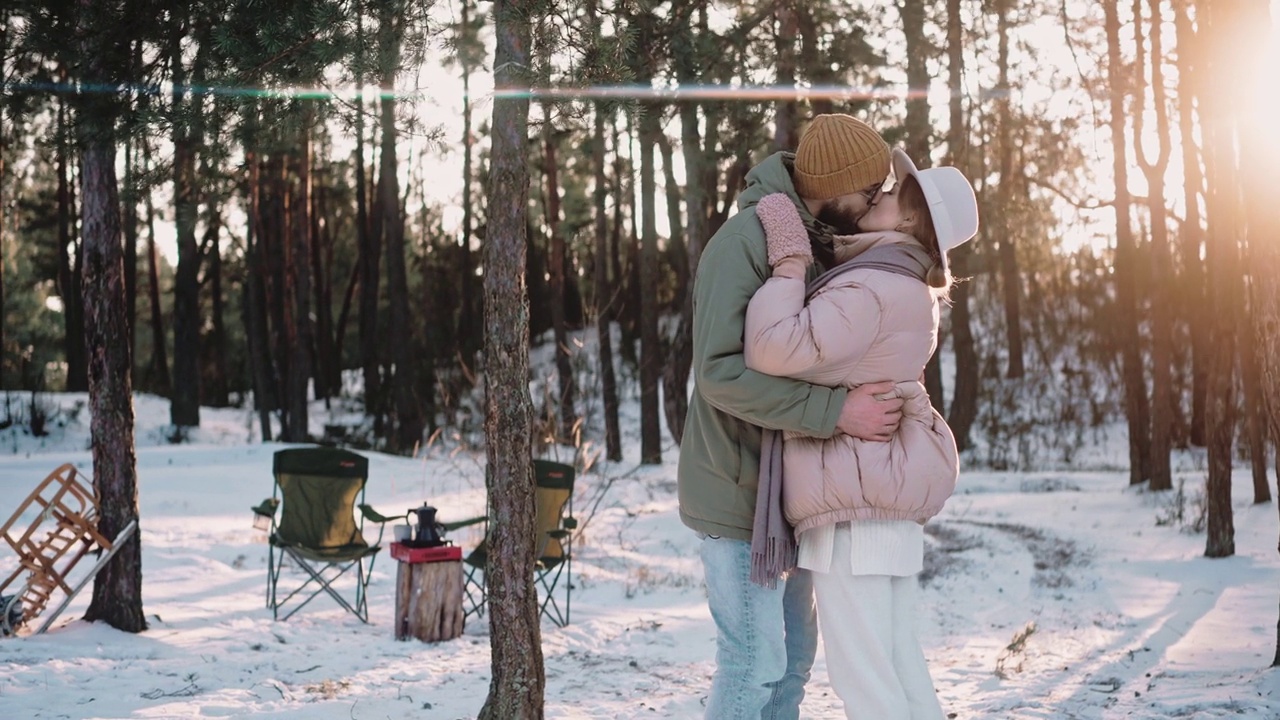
<box><xmin>701</xmin><ymin>536</ymin><xmax>817</xmax><ymax>719</ymax></box>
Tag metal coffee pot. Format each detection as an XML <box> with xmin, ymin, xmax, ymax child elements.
<box><xmin>409</xmin><ymin>503</ymin><xmax>446</xmax><ymax>547</ymax></box>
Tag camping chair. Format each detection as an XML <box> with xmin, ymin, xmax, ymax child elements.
<box><xmin>450</xmin><ymin>459</ymin><xmax>577</xmax><ymax>627</ymax></box>
<box><xmin>255</xmin><ymin>447</ymin><xmax>398</xmax><ymax>623</ymax></box>
<box><xmin>0</xmin><ymin>464</ymin><xmax>137</xmax><ymax>636</ymax></box>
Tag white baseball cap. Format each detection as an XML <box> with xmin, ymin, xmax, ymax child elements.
<box><xmin>890</xmin><ymin>148</ymin><xmax>979</xmax><ymax>276</ymax></box>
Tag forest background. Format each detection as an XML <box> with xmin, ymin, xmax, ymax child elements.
<box><xmin>1</xmin><ymin>0</ymin><xmax>1279</xmax><ymax>715</ymax></box>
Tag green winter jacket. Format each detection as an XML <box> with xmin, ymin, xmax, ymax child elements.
<box><xmin>677</xmin><ymin>152</ymin><xmax>848</xmax><ymax>541</ymax></box>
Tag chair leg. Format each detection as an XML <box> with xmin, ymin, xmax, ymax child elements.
<box><xmin>461</xmin><ymin>565</ymin><xmax>486</xmax><ymax>621</ymax></box>
<box><xmin>270</xmin><ymin>552</ymin><xmax>370</xmax><ymax>623</ymax></box>
<box><xmin>536</xmin><ymin>563</ymin><xmax>569</xmax><ymax>628</ymax></box>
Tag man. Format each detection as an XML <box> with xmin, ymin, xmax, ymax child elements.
<box><xmin>679</xmin><ymin>114</ymin><xmax>902</xmax><ymax>719</ymax></box>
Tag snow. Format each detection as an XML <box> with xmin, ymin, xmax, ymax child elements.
<box><xmin>0</xmin><ymin>387</ymin><xmax>1277</xmax><ymax>719</ymax></box>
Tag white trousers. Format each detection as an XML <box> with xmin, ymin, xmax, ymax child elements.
<box><xmin>812</xmin><ymin>528</ymin><xmax>944</xmax><ymax>720</ymax></box>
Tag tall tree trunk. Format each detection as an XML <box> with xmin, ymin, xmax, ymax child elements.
<box><xmin>459</xmin><ymin>0</ymin><xmax>479</xmax><ymax>370</ymax></box>
<box><xmin>1200</xmin><ymin>0</ymin><xmax>1239</xmax><ymax>559</ymax></box>
<box><xmin>543</xmin><ymin>106</ymin><xmax>577</xmax><ymax>442</ymax></box>
<box><xmin>609</xmin><ymin>114</ymin><xmax>627</xmax><ymax>366</ymax></box>
<box><xmin>944</xmin><ymin>0</ymin><xmax>978</xmax><ymax>450</ymax></box>
<box><xmin>772</xmin><ymin>0</ymin><xmax>799</xmax><ymax>152</ymax></box>
<box><xmin>122</xmin><ymin>137</ymin><xmax>138</xmax><ymax>385</ymax></box>
<box><xmin>1173</xmin><ymin>0</ymin><xmax>1209</xmax><ymax>447</ymax></box>
<box><xmin>143</xmin><ymin>180</ymin><xmax>170</xmax><ymax>396</ymax></box>
<box><xmin>58</xmin><ymin>98</ymin><xmax>88</xmax><ymax>392</ymax></box>
<box><xmin>593</xmin><ymin>105</ymin><xmax>622</xmax><ymax>461</ymax></box>
<box><xmin>1235</xmin><ymin>0</ymin><xmax>1280</xmax><ymax>510</ymax></box>
<box><xmin>378</xmin><ymin>6</ymin><xmax>421</xmax><ymax>453</ymax></box>
<box><xmin>1243</xmin><ymin>339</ymin><xmax>1270</xmax><ymax>503</ymax></box>
<box><xmin>621</xmin><ymin>110</ymin><xmax>641</xmax><ymax>370</ymax></box>
<box><xmin>674</xmin><ymin>16</ymin><xmax>708</xmax><ymax>449</ymax></box>
<box><xmin>309</xmin><ymin>164</ymin><xmax>335</xmax><ymax>403</ymax></box>
<box><xmin>588</xmin><ymin>0</ymin><xmax>621</xmax><ymax>461</ymax></box>
<box><xmin>0</xmin><ymin>16</ymin><xmax>7</xmax><ymax>389</ymax></box>
<box><xmin>170</xmin><ymin>17</ymin><xmax>202</xmax><ymax>428</ymax></box>
<box><xmin>657</xmin><ymin>131</ymin><xmax>690</xmax><ymax>445</ymax></box>
<box><xmin>638</xmin><ymin>103</ymin><xmax>662</xmax><ymax>465</ymax></box>
<box><xmin>0</xmin><ymin>17</ymin><xmax>7</xmax><ymax>390</ymax></box>
<box><xmin>796</xmin><ymin>5</ymin><xmax>834</xmax><ymax>116</ymax></box>
<box><xmin>1134</xmin><ymin>0</ymin><xmax>1174</xmax><ymax>491</ymax></box>
<box><xmin>995</xmin><ymin>0</ymin><xmax>1025</xmax><ymax>381</ymax></box>
<box><xmin>263</xmin><ymin>155</ymin><xmax>291</xmax><ymax>435</ymax></box>
<box><xmin>244</xmin><ymin>146</ymin><xmax>274</xmax><ymax>442</ymax></box>
<box><xmin>479</xmin><ymin>1</ymin><xmax>544</xmax><ymax>716</ymax></box>
<box><xmin>76</xmin><ymin>0</ymin><xmax>144</xmax><ymax>632</ymax></box>
<box><xmin>205</xmin><ymin>212</ymin><xmax>228</xmax><ymax>407</ymax></box>
<box><xmin>356</xmin><ymin>10</ymin><xmax>382</xmax><ymax>430</ymax></box>
<box><xmin>900</xmin><ymin>0</ymin><xmax>944</xmax><ymax>412</ymax></box>
<box><xmin>284</xmin><ymin>122</ymin><xmax>315</xmax><ymax>443</ymax></box>
<box><xmin>1105</xmin><ymin>0</ymin><xmax>1152</xmax><ymax>486</ymax></box>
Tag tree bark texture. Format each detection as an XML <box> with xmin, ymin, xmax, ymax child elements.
<box><xmin>57</xmin><ymin>100</ymin><xmax>88</xmax><ymax>393</ymax></box>
<box><xmin>143</xmin><ymin>180</ymin><xmax>170</xmax><ymax>396</ymax></box>
<box><xmin>479</xmin><ymin>1</ymin><xmax>545</xmax><ymax>716</ymax></box>
<box><xmin>75</xmin><ymin>0</ymin><xmax>144</xmax><ymax>631</ymax></box>
<box><xmin>1200</xmin><ymin>0</ymin><xmax>1239</xmax><ymax>559</ymax></box>
<box><xmin>543</xmin><ymin>106</ymin><xmax>577</xmax><ymax>443</ymax></box>
<box><xmin>592</xmin><ymin>107</ymin><xmax>622</xmax><ymax>461</ymax></box>
<box><xmin>900</xmin><ymin>0</ymin><xmax>944</xmax><ymax>413</ymax></box>
<box><xmin>356</xmin><ymin>10</ymin><xmax>383</xmax><ymax>433</ymax></box>
<box><xmin>460</xmin><ymin>0</ymin><xmax>479</xmax><ymax>366</ymax></box>
<box><xmin>944</xmin><ymin>0</ymin><xmax>978</xmax><ymax>451</ymax></box>
<box><xmin>206</xmin><ymin>214</ymin><xmax>229</xmax><ymax>407</ymax></box>
<box><xmin>1173</xmin><ymin>0</ymin><xmax>1209</xmax><ymax>448</ymax></box>
<box><xmin>309</xmin><ymin>165</ymin><xmax>336</xmax><ymax>403</ymax></box>
<box><xmin>1133</xmin><ymin>0</ymin><xmax>1174</xmax><ymax>490</ymax></box>
<box><xmin>995</xmin><ymin>0</ymin><xmax>1025</xmax><ymax>381</ymax></box>
<box><xmin>657</xmin><ymin>132</ymin><xmax>690</xmax><ymax>446</ymax></box>
<box><xmin>378</xmin><ymin>7</ymin><xmax>422</xmax><ymax>454</ymax></box>
<box><xmin>285</xmin><ymin>125</ymin><xmax>314</xmax><ymax>443</ymax></box>
<box><xmin>121</xmin><ymin>138</ymin><xmax>137</xmax><ymax>384</ymax></box>
<box><xmin>80</xmin><ymin>139</ymin><xmax>146</xmax><ymax>634</ymax></box>
<box><xmin>1104</xmin><ymin>0</ymin><xmax>1152</xmax><ymax>486</ymax></box>
<box><xmin>638</xmin><ymin>104</ymin><xmax>662</xmax><ymax>465</ymax></box>
<box><xmin>170</xmin><ymin>17</ymin><xmax>202</xmax><ymax>428</ymax></box>
<box><xmin>244</xmin><ymin>149</ymin><xmax>275</xmax><ymax>442</ymax></box>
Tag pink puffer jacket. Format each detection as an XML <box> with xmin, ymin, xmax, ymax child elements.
<box><xmin>743</xmin><ymin>234</ymin><xmax>960</xmax><ymax>535</ymax></box>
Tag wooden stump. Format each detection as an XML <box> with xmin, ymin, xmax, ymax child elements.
<box><xmin>394</xmin><ymin>559</ymin><xmax>464</xmax><ymax>642</ymax></box>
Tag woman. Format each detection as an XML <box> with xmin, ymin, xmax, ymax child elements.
<box><xmin>744</xmin><ymin>148</ymin><xmax>978</xmax><ymax>719</ymax></box>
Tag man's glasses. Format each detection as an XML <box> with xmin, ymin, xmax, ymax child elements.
<box><xmin>857</xmin><ymin>183</ymin><xmax>885</xmax><ymax>206</ymax></box>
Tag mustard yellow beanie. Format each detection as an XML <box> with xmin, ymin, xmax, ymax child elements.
<box><xmin>793</xmin><ymin>114</ymin><xmax>890</xmax><ymax>201</ymax></box>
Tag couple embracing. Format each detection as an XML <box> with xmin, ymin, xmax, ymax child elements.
<box><xmin>678</xmin><ymin>114</ymin><xmax>978</xmax><ymax>719</ymax></box>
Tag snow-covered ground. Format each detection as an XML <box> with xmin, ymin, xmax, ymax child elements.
<box><xmin>0</xmin><ymin>389</ymin><xmax>1277</xmax><ymax>719</ymax></box>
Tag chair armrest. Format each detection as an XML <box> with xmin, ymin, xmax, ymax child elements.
<box><xmin>251</xmin><ymin>498</ymin><xmax>279</xmax><ymax>517</ymax></box>
<box><xmin>441</xmin><ymin>515</ymin><xmax>487</xmax><ymax>532</ymax></box>
<box><xmin>357</xmin><ymin>504</ymin><xmax>404</xmax><ymax>525</ymax></box>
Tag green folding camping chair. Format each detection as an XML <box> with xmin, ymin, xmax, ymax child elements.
<box><xmin>450</xmin><ymin>459</ymin><xmax>577</xmax><ymax>627</ymax></box>
<box><xmin>254</xmin><ymin>447</ymin><xmax>399</xmax><ymax>623</ymax></box>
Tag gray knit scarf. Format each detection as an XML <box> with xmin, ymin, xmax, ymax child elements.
<box><xmin>749</xmin><ymin>243</ymin><xmax>932</xmax><ymax>588</ymax></box>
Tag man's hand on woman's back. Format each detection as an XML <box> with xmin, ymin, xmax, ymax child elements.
<box><xmin>837</xmin><ymin>381</ymin><xmax>905</xmax><ymax>441</ymax></box>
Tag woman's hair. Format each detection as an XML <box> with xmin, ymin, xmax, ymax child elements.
<box><xmin>897</xmin><ymin>175</ymin><xmax>952</xmax><ymax>292</ymax></box>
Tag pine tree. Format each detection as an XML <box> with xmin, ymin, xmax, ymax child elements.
<box><xmin>72</xmin><ymin>0</ymin><xmax>146</xmax><ymax>633</ymax></box>
<box><xmin>479</xmin><ymin>0</ymin><xmax>544</xmax><ymax>716</ymax></box>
